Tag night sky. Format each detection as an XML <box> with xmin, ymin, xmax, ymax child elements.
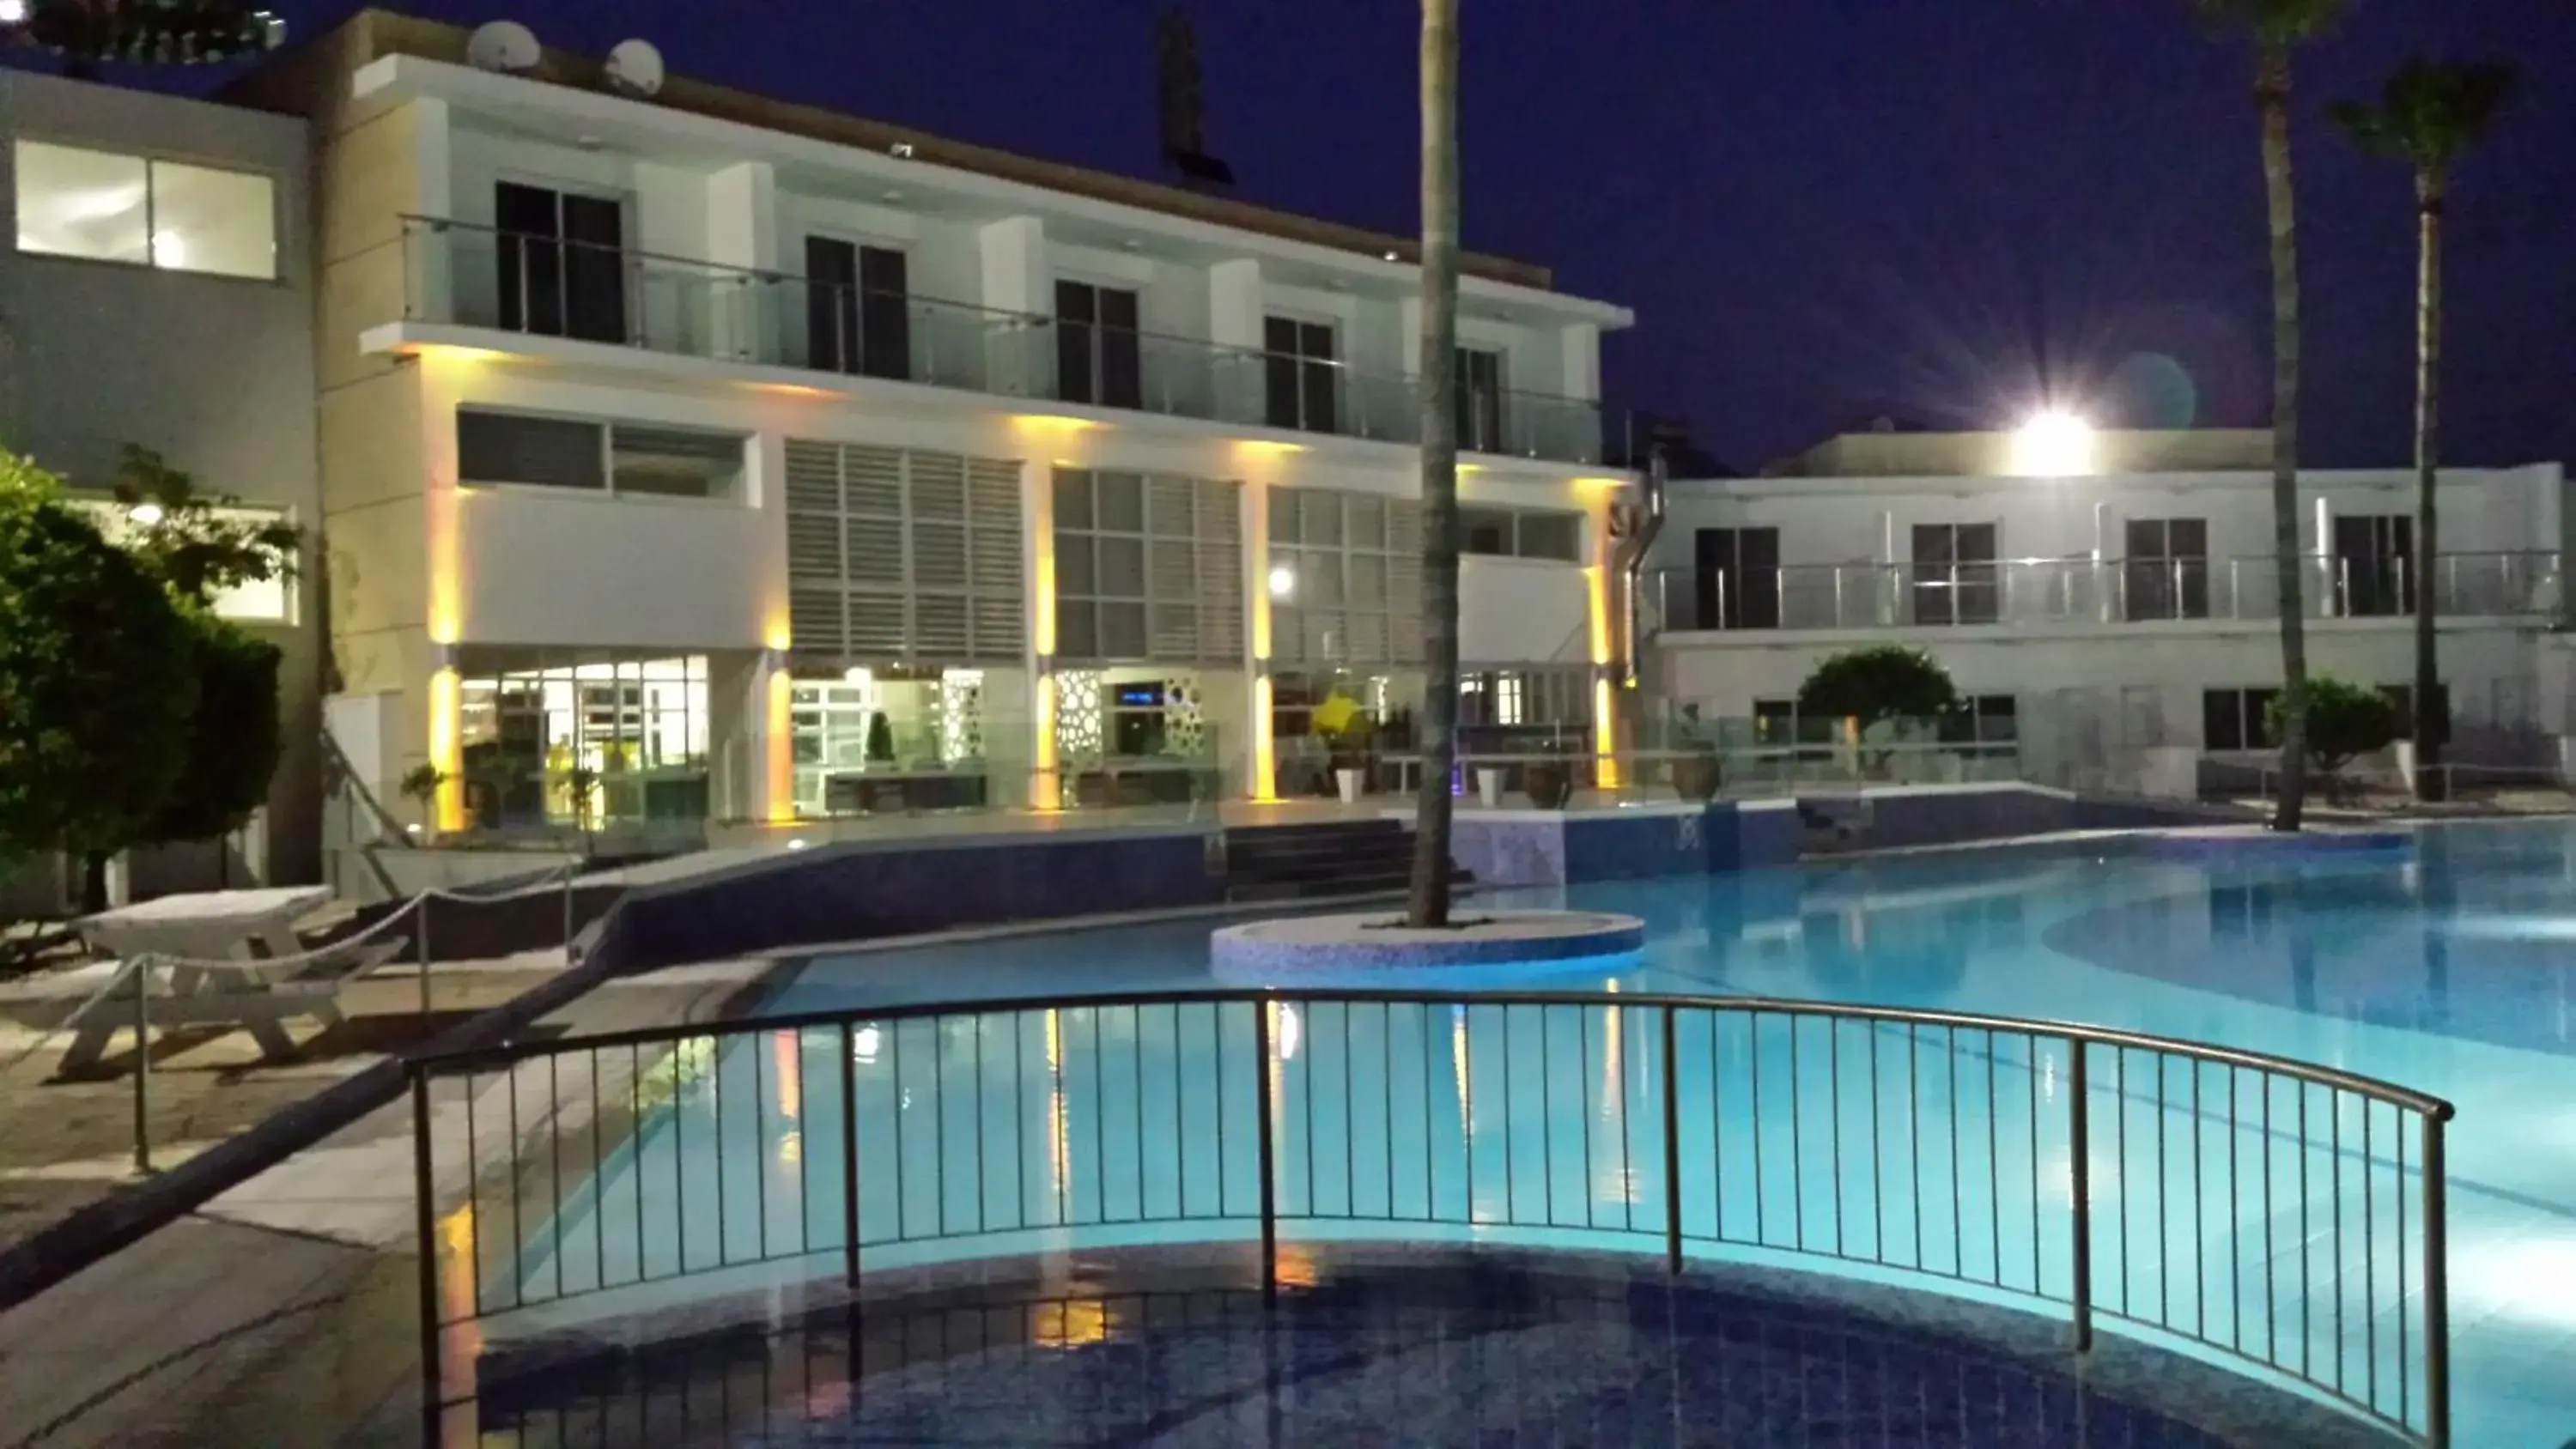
<box><xmin>192</xmin><ymin>2</ymin><xmax>2576</xmax><ymax>471</ymax></box>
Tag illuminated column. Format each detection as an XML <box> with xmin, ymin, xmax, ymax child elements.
<box><xmin>426</xmin><ymin>646</ymin><xmax>464</xmax><ymax>833</ymax></box>
<box><xmin>762</xmin><ymin>652</ymin><xmax>794</xmax><ymax>823</ymax></box>
<box><xmin>1243</xmin><ymin>475</ymin><xmax>1276</xmax><ymax>801</ymax></box>
<box><xmin>1025</xmin><ymin>455</ymin><xmax>1060</xmax><ymax>809</ymax></box>
<box><xmin>1586</xmin><ymin>486</ymin><xmax>1621</xmax><ymax>790</ymax></box>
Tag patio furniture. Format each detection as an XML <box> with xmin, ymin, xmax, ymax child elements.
<box><xmin>57</xmin><ymin>887</ymin><xmax>402</xmax><ymax>1072</ymax></box>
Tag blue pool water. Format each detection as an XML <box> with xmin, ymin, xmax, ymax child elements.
<box><xmin>463</xmin><ymin>820</ymin><xmax>2576</xmax><ymax>1447</ymax></box>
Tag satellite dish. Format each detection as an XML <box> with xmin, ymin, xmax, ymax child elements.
<box><xmin>465</xmin><ymin>21</ymin><xmax>540</xmax><ymax>74</ymax></box>
<box><xmin>606</xmin><ymin>39</ymin><xmax>665</xmax><ymax>97</ymax></box>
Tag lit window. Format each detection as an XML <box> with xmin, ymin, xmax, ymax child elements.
<box><xmin>12</xmin><ymin>141</ymin><xmax>275</xmax><ymax>279</ymax></box>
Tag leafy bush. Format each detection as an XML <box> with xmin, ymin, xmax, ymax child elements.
<box><xmin>2268</xmin><ymin>676</ymin><xmax>2400</xmax><ymax>777</ymax></box>
<box><xmin>1795</xmin><ymin>645</ymin><xmax>1961</xmax><ymax>732</ymax></box>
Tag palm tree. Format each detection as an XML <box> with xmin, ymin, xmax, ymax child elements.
<box><xmin>1407</xmin><ymin>0</ymin><xmax>1462</xmax><ymax>927</ymax></box>
<box><xmin>2330</xmin><ymin>60</ymin><xmax>2515</xmax><ymax>802</ymax></box>
<box><xmin>2193</xmin><ymin>0</ymin><xmax>2345</xmax><ymax>832</ymax></box>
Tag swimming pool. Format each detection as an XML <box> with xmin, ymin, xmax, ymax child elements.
<box><xmin>453</xmin><ymin>819</ymin><xmax>2576</xmax><ymax>1446</ymax></box>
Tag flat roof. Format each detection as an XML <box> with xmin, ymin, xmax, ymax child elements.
<box><xmin>224</xmin><ymin>8</ymin><xmax>1557</xmax><ymax>292</ymax></box>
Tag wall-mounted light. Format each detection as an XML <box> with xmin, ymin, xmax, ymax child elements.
<box><xmin>2010</xmin><ymin>410</ymin><xmax>2097</xmax><ymax>476</ymax></box>
<box><xmin>127</xmin><ymin>501</ymin><xmax>165</xmax><ymax>526</ymax></box>
<box><xmin>1267</xmin><ymin>563</ymin><xmax>1297</xmax><ymax>600</ymax></box>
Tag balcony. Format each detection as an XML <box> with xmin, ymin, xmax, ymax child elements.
<box><xmin>394</xmin><ymin>216</ymin><xmax>1605</xmax><ymax>465</ymax></box>
<box><xmin>1646</xmin><ymin>551</ymin><xmax>2563</xmax><ymax>634</ymax></box>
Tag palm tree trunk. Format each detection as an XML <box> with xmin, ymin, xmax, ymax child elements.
<box><xmin>2257</xmin><ymin>45</ymin><xmax>2310</xmax><ymax>832</ymax></box>
<box><xmin>2411</xmin><ymin>175</ymin><xmax>2445</xmax><ymax>800</ymax></box>
<box><xmin>1407</xmin><ymin>0</ymin><xmax>1462</xmax><ymax>928</ymax></box>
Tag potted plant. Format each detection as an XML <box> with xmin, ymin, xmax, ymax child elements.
<box><xmin>1522</xmin><ymin>744</ymin><xmax>1575</xmax><ymax>809</ymax></box>
<box><xmin>1673</xmin><ymin>744</ymin><xmax>1722</xmax><ymax>803</ymax></box>
<box><xmin>398</xmin><ymin>763</ymin><xmax>449</xmax><ymax>840</ymax></box>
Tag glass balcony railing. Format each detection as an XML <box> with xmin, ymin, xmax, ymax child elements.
<box><xmin>398</xmin><ymin>216</ymin><xmax>1605</xmax><ymax>464</ymax></box>
<box><xmin>1646</xmin><ymin>551</ymin><xmax>2563</xmax><ymax>634</ymax></box>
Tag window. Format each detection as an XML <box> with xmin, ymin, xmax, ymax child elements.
<box><xmin>1938</xmin><ymin>694</ymin><xmax>2019</xmax><ymax>747</ymax></box>
<box><xmin>1455</xmin><ymin>346</ymin><xmax>1507</xmax><ymax>453</ymax></box>
<box><xmin>1911</xmin><ymin>522</ymin><xmax>1998</xmax><ymax>625</ymax></box>
<box><xmin>805</xmin><ymin>237</ymin><xmax>910</xmax><ymax>380</ymax></box>
<box><xmin>2379</xmin><ymin>682</ymin><xmax>2451</xmax><ymax>744</ymax></box>
<box><xmin>783</xmin><ymin>442</ymin><xmax>1024</xmax><ymax>661</ymax></box>
<box><xmin>456</xmin><ymin>652</ymin><xmax>710</xmax><ymax>828</ymax></box>
<box><xmin>457</xmin><ymin>411</ymin><xmax>743</xmax><ymax>500</ymax></box>
<box><xmin>2123</xmin><ymin>517</ymin><xmax>2208</xmax><ymax>621</ymax></box>
<box><xmin>1056</xmin><ymin>280</ymin><xmax>1142</xmax><ymax>409</ymax></box>
<box><xmin>1053</xmin><ymin>468</ymin><xmax>1242</xmax><ymax>664</ymax></box>
<box><xmin>1263</xmin><ymin>317</ymin><xmax>1340</xmax><ymax>433</ymax></box>
<box><xmin>493</xmin><ymin>181</ymin><xmax>626</xmax><ymax>343</ymax></box>
<box><xmin>1270</xmin><ymin>488</ymin><xmax>1422</xmax><ymax>667</ymax></box>
<box><xmin>13</xmin><ymin>141</ymin><xmax>275</xmax><ymax>279</ymax></box>
<box><xmin>2333</xmin><ymin>513</ymin><xmax>2414</xmax><ymax>617</ymax></box>
<box><xmin>1456</xmin><ymin>504</ymin><xmax>1584</xmax><ymax>562</ymax></box>
<box><xmin>76</xmin><ymin>498</ymin><xmax>293</xmax><ymax>622</ymax></box>
<box><xmin>1692</xmin><ymin>526</ymin><xmax>1780</xmax><ymax>629</ymax></box>
<box><xmin>2202</xmin><ymin>688</ymin><xmax>2280</xmax><ymax>753</ymax></box>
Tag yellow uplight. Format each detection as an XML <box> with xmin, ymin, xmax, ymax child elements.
<box><xmin>1583</xmin><ymin>566</ymin><xmax>1613</xmax><ymax>665</ymax></box>
<box><xmin>407</xmin><ymin>343</ymin><xmax>510</xmax><ymax>363</ymax></box>
<box><xmin>1251</xmin><ymin>673</ymin><xmax>1278</xmax><ymax>802</ymax></box>
<box><xmin>1234</xmin><ymin>439</ymin><xmax>1307</xmax><ymax>459</ymax></box>
<box><xmin>1032</xmin><ymin>673</ymin><xmax>1060</xmax><ymax>811</ymax></box>
<box><xmin>1594</xmin><ymin>676</ymin><xmax>1619</xmax><ymax>789</ymax></box>
<box><xmin>765</xmin><ymin>670</ymin><xmax>795</xmax><ymax>823</ymax></box>
<box><xmin>1011</xmin><ymin>414</ymin><xmax>1102</xmax><ymax>438</ymax></box>
<box><xmin>427</xmin><ymin>667</ymin><xmax>465</xmax><ymax>831</ymax></box>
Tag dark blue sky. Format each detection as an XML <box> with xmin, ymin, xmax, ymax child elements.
<box><xmin>224</xmin><ymin>2</ymin><xmax>2576</xmax><ymax>470</ymax></box>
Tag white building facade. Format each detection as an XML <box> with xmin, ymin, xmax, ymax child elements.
<box><xmin>229</xmin><ymin>14</ymin><xmax>1632</xmax><ymax>837</ymax></box>
<box><xmin>1641</xmin><ymin>427</ymin><xmax>2571</xmax><ymax>792</ymax></box>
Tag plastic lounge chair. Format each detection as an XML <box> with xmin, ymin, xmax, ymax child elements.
<box><xmin>55</xmin><ymin>935</ymin><xmax>408</xmax><ymax>1074</ymax></box>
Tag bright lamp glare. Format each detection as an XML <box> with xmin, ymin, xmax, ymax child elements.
<box><xmin>2012</xmin><ymin>411</ymin><xmax>2097</xmax><ymax>476</ymax></box>
<box><xmin>0</xmin><ymin>0</ymin><xmax>26</xmax><ymax>25</ymax></box>
<box><xmin>1267</xmin><ymin>563</ymin><xmax>1297</xmax><ymax>600</ymax></box>
<box><xmin>127</xmin><ymin>502</ymin><xmax>166</xmax><ymax>526</ymax></box>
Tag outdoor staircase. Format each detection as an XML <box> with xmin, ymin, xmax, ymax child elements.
<box><xmin>1220</xmin><ymin>819</ymin><xmax>1473</xmax><ymax>904</ymax></box>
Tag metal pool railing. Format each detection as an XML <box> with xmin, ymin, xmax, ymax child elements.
<box><xmin>410</xmin><ymin>991</ymin><xmax>2456</xmax><ymax>1446</ymax></box>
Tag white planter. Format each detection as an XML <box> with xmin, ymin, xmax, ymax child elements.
<box><xmin>1335</xmin><ymin>768</ymin><xmax>1364</xmax><ymax>804</ymax></box>
<box><xmin>1476</xmin><ymin>767</ymin><xmax>1506</xmax><ymax>809</ymax></box>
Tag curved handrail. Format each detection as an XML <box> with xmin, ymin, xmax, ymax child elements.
<box><xmin>411</xmin><ymin>987</ymin><xmax>2455</xmax><ymax>1118</ymax></box>
<box><xmin>412</xmin><ymin>986</ymin><xmax>2455</xmax><ymax>1446</ymax></box>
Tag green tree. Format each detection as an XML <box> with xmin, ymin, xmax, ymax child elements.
<box><xmin>1406</xmin><ymin>0</ymin><xmax>1463</xmax><ymax>928</ymax></box>
<box><xmin>147</xmin><ymin>609</ymin><xmax>283</xmax><ymax>849</ymax></box>
<box><xmin>1795</xmin><ymin>645</ymin><xmax>1961</xmax><ymax>735</ymax></box>
<box><xmin>2331</xmin><ymin>60</ymin><xmax>2516</xmax><ymax>802</ymax></box>
<box><xmin>2267</xmin><ymin>676</ymin><xmax>2399</xmax><ymax>783</ymax></box>
<box><xmin>112</xmin><ymin>444</ymin><xmax>302</xmax><ymax>603</ymax></box>
<box><xmin>0</xmin><ymin>454</ymin><xmax>197</xmax><ymax>895</ymax></box>
<box><xmin>2193</xmin><ymin>0</ymin><xmax>2347</xmax><ymax>833</ymax></box>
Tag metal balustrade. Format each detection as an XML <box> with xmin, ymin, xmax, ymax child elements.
<box><xmin>1648</xmin><ymin>552</ymin><xmax>2561</xmax><ymax>634</ymax></box>
<box><xmin>397</xmin><ymin>216</ymin><xmax>1604</xmax><ymax>464</ymax></box>
<box><xmin>411</xmin><ymin>989</ymin><xmax>2455</xmax><ymax>1446</ymax></box>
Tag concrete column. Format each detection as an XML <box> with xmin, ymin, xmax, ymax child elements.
<box><xmin>979</xmin><ymin>215</ymin><xmax>1049</xmax><ymax>397</ymax></box>
<box><xmin>1210</xmin><ymin>258</ymin><xmax>1265</xmax><ymax>425</ymax></box>
<box><xmin>1242</xmin><ymin>476</ymin><xmax>1274</xmax><ymax>799</ymax></box>
<box><xmin>1557</xmin><ymin>323</ymin><xmax>1601</xmax><ymax>403</ymax></box>
<box><xmin>406</xmin><ymin>99</ymin><xmax>457</xmax><ymax>324</ymax></box>
<box><xmin>705</xmin><ymin>161</ymin><xmax>780</xmax><ymax>363</ymax></box>
<box><xmin>1023</xmin><ymin>455</ymin><xmax>1060</xmax><ymax>807</ymax></box>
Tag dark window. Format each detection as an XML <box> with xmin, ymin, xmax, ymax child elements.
<box><xmin>2123</xmin><ymin>517</ymin><xmax>2209</xmax><ymax>621</ymax></box>
<box><xmin>1911</xmin><ymin>522</ymin><xmax>1998</xmax><ymax>625</ymax></box>
<box><xmin>1752</xmin><ymin>699</ymin><xmax>1797</xmax><ymax>743</ymax></box>
<box><xmin>494</xmin><ymin>182</ymin><xmax>625</xmax><ymax>343</ymax></box>
<box><xmin>2334</xmin><ymin>514</ymin><xmax>2414</xmax><ymax>617</ymax></box>
<box><xmin>1692</xmin><ymin>526</ymin><xmax>1781</xmax><ymax>629</ymax></box>
<box><xmin>2380</xmin><ymin>682</ymin><xmax>2452</xmax><ymax>744</ymax></box>
<box><xmin>459</xmin><ymin>411</ymin><xmax>604</xmax><ymax>490</ymax></box>
<box><xmin>804</xmin><ymin>237</ymin><xmax>910</xmax><ymax>380</ymax></box>
<box><xmin>2202</xmin><ymin>688</ymin><xmax>2280</xmax><ymax>753</ymax></box>
<box><xmin>1938</xmin><ymin>694</ymin><xmax>2018</xmax><ymax>745</ymax></box>
<box><xmin>1516</xmin><ymin>512</ymin><xmax>1583</xmax><ymax>562</ymax></box>
<box><xmin>1459</xmin><ymin>506</ymin><xmax>1514</xmax><ymax>557</ymax></box>
<box><xmin>1262</xmin><ymin>317</ymin><xmax>1340</xmax><ymax>433</ymax></box>
<box><xmin>1455</xmin><ymin>347</ymin><xmax>1506</xmax><ymax>453</ymax></box>
<box><xmin>1057</xmin><ymin>281</ymin><xmax>1142</xmax><ymax>409</ymax></box>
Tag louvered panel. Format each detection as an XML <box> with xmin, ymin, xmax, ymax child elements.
<box><xmin>1150</xmin><ymin>602</ymin><xmax>1199</xmax><ymax>661</ymax></box>
<box><xmin>1142</xmin><ymin>475</ymin><xmax>1193</xmax><ymax>538</ymax></box>
<box><xmin>846</xmin><ymin>592</ymin><xmax>908</xmax><ymax>656</ymax></box>
<box><xmin>908</xmin><ymin>451</ymin><xmax>969</xmax><ymax>521</ymax></box>
<box><xmin>1196</xmin><ymin>532</ymin><xmax>1242</xmax><ymax>662</ymax></box>
<box><xmin>1301</xmin><ymin>611</ymin><xmax>1340</xmax><ymax>664</ymax></box>
<box><xmin>914</xmin><ymin>595</ymin><xmax>972</xmax><ymax>658</ymax></box>
<box><xmin>1268</xmin><ymin>605</ymin><xmax>1305</xmax><ymax>664</ymax></box>
<box><xmin>913</xmin><ymin>522</ymin><xmax>969</xmax><ymax>589</ymax></box>
<box><xmin>843</xmin><ymin>517</ymin><xmax>906</xmax><ymax>587</ymax></box>
<box><xmin>783</xmin><ymin>441</ymin><xmax>842</xmax><ymax>512</ymax></box>
<box><xmin>1147</xmin><ymin>539</ymin><xmax>1195</xmax><ymax>603</ymax></box>
<box><xmin>842</xmin><ymin>446</ymin><xmax>907</xmax><ymax>517</ymax></box>
<box><xmin>1348</xmin><ymin>612</ymin><xmax>1390</xmax><ymax>664</ymax></box>
<box><xmin>969</xmin><ymin>541</ymin><xmax>1024</xmax><ymax>596</ymax></box>
<box><xmin>1201</xmin><ymin>593</ymin><xmax>1243</xmax><ymax>662</ymax></box>
<box><xmin>785</xmin><ymin>509</ymin><xmax>841</xmax><ymax>582</ymax></box>
<box><xmin>1196</xmin><ymin>479</ymin><xmax>1242</xmax><ymax>540</ymax></box>
<box><xmin>1392</xmin><ymin>611</ymin><xmax>1425</xmax><ymax>664</ymax></box>
<box><xmin>1388</xmin><ymin>500</ymin><xmax>1424</xmax><ymax>554</ymax></box>
<box><xmin>969</xmin><ymin>598</ymin><xmax>1024</xmax><ymax>659</ymax></box>
<box><xmin>787</xmin><ymin>587</ymin><xmax>846</xmax><ymax>656</ymax></box>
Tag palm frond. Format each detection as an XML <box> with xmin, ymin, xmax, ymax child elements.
<box><xmin>2333</xmin><ymin>59</ymin><xmax>2517</xmax><ymax>175</ymax></box>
